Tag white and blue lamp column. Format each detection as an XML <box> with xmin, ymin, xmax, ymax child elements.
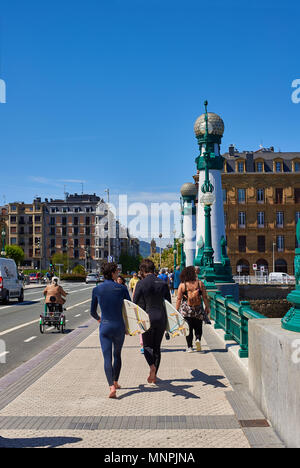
<box><xmin>180</xmin><ymin>183</ymin><xmax>197</xmax><ymax>267</ymax></box>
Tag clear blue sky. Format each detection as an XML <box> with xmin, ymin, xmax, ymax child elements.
<box><xmin>0</xmin><ymin>0</ymin><xmax>299</xmax><ymax>209</ymax></box>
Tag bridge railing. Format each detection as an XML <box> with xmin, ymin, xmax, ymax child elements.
<box><xmin>208</xmin><ymin>291</ymin><xmax>265</xmax><ymax>358</ymax></box>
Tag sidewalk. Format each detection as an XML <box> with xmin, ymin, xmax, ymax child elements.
<box><xmin>0</xmin><ymin>318</ymin><xmax>284</xmax><ymax>448</ymax></box>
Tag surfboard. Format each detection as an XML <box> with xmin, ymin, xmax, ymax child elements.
<box><xmin>122</xmin><ymin>300</ymin><xmax>151</xmax><ymax>336</ymax></box>
<box><xmin>164</xmin><ymin>300</ymin><xmax>189</xmax><ymax>338</ymax></box>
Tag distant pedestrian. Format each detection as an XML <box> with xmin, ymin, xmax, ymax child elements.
<box><xmin>158</xmin><ymin>269</ymin><xmax>168</xmax><ymax>284</ymax></box>
<box><xmin>116</xmin><ymin>275</ymin><xmax>126</xmax><ymax>286</ymax></box>
<box><xmin>176</xmin><ymin>266</ymin><xmax>211</xmax><ymax>353</ymax></box>
<box><xmin>90</xmin><ymin>262</ymin><xmax>131</xmax><ymax>399</ymax></box>
<box><xmin>133</xmin><ymin>259</ymin><xmax>171</xmax><ymax>384</ymax></box>
<box><xmin>129</xmin><ymin>273</ymin><xmax>139</xmax><ymax>297</ymax></box>
<box><xmin>173</xmin><ymin>266</ymin><xmax>181</xmax><ymax>296</ymax></box>
<box><xmin>168</xmin><ymin>270</ymin><xmax>174</xmax><ymax>295</ymax></box>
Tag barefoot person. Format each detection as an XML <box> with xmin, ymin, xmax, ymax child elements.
<box><xmin>90</xmin><ymin>262</ymin><xmax>131</xmax><ymax>399</ymax></box>
<box><xmin>133</xmin><ymin>259</ymin><xmax>171</xmax><ymax>384</ymax></box>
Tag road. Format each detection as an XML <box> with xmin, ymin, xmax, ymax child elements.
<box><xmin>0</xmin><ymin>282</ymin><xmax>96</xmax><ymax>379</ymax></box>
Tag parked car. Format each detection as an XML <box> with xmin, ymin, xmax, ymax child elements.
<box><xmin>268</xmin><ymin>272</ymin><xmax>292</xmax><ymax>283</ymax></box>
<box><xmin>29</xmin><ymin>273</ymin><xmax>41</xmax><ymax>283</ymax></box>
<box><xmin>0</xmin><ymin>258</ymin><xmax>24</xmax><ymax>304</ymax></box>
<box><xmin>86</xmin><ymin>273</ymin><xmax>100</xmax><ymax>284</ymax></box>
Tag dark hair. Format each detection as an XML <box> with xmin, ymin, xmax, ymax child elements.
<box><xmin>139</xmin><ymin>259</ymin><xmax>155</xmax><ymax>274</ymax></box>
<box><xmin>117</xmin><ymin>275</ymin><xmax>126</xmax><ymax>285</ymax></box>
<box><xmin>102</xmin><ymin>262</ymin><xmax>118</xmax><ymax>280</ymax></box>
<box><xmin>180</xmin><ymin>266</ymin><xmax>197</xmax><ymax>283</ymax></box>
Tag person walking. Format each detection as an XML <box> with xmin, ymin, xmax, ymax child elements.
<box><xmin>129</xmin><ymin>272</ymin><xmax>139</xmax><ymax>297</ymax></box>
<box><xmin>176</xmin><ymin>266</ymin><xmax>211</xmax><ymax>353</ymax></box>
<box><xmin>173</xmin><ymin>266</ymin><xmax>181</xmax><ymax>296</ymax></box>
<box><xmin>133</xmin><ymin>259</ymin><xmax>171</xmax><ymax>384</ymax></box>
<box><xmin>90</xmin><ymin>262</ymin><xmax>131</xmax><ymax>399</ymax></box>
<box><xmin>168</xmin><ymin>270</ymin><xmax>174</xmax><ymax>295</ymax></box>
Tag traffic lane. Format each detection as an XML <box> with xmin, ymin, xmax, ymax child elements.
<box><xmin>0</xmin><ymin>285</ymin><xmax>95</xmax><ymax>334</ymax></box>
<box><xmin>0</xmin><ymin>296</ymin><xmax>95</xmax><ymax>378</ymax></box>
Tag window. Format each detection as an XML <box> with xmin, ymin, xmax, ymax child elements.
<box><xmin>74</xmin><ymin>227</ymin><xmax>79</xmax><ymax>236</ymax></box>
<box><xmin>74</xmin><ymin>239</ymin><xmax>79</xmax><ymax>248</ymax></box>
<box><xmin>295</xmin><ymin>162</ymin><xmax>300</xmax><ymax>172</ymax></box>
<box><xmin>11</xmin><ymin>205</ymin><xmax>17</xmax><ymax>211</ymax></box>
<box><xmin>74</xmin><ymin>217</ymin><xmax>78</xmax><ymax>226</ymax></box>
<box><xmin>238</xmin><ymin>212</ymin><xmax>246</xmax><ymax>228</ymax></box>
<box><xmin>50</xmin><ymin>227</ymin><xmax>55</xmax><ymax>236</ymax></box>
<box><xmin>86</xmin><ymin>238</ymin><xmax>90</xmax><ymax>247</ymax></box>
<box><xmin>62</xmin><ymin>217</ymin><xmax>67</xmax><ymax>226</ymax></box>
<box><xmin>11</xmin><ymin>237</ymin><xmax>17</xmax><ymax>245</ymax></box>
<box><xmin>10</xmin><ymin>216</ymin><xmax>17</xmax><ymax>223</ymax></box>
<box><xmin>10</xmin><ymin>227</ymin><xmax>17</xmax><ymax>234</ymax></box>
<box><xmin>50</xmin><ymin>239</ymin><xmax>55</xmax><ymax>248</ymax></box>
<box><xmin>275</xmin><ymin>188</ymin><xmax>283</xmax><ymax>204</ymax></box>
<box><xmin>85</xmin><ymin>217</ymin><xmax>90</xmax><ymax>225</ymax></box>
<box><xmin>62</xmin><ymin>227</ymin><xmax>67</xmax><ymax>237</ymax></box>
<box><xmin>86</xmin><ymin>227</ymin><xmax>90</xmax><ymax>236</ymax></box>
<box><xmin>277</xmin><ymin>236</ymin><xmax>284</xmax><ymax>252</ymax></box>
<box><xmin>257</xmin><ymin>212</ymin><xmax>265</xmax><ymax>228</ymax></box>
<box><xmin>295</xmin><ymin>188</ymin><xmax>300</xmax><ymax>204</ymax></box>
<box><xmin>63</xmin><ymin>239</ymin><xmax>67</xmax><ymax>248</ymax></box>
<box><xmin>276</xmin><ymin>212</ymin><xmax>284</xmax><ymax>227</ymax></box>
<box><xmin>238</xmin><ymin>189</ymin><xmax>246</xmax><ymax>203</ymax></box>
<box><xmin>238</xmin><ymin>162</ymin><xmax>244</xmax><ymax>173</ymax></box>
<box><xmin>238</xmin><ymin>236</ymin><xmax>246</xmax><ymax>252</ymax></box>
<box><xmin>50</xmin><ymin>217</ymin><xmax>55</xmax><ymax>226</ymax></box>
<box><xmin>275</xmin><ymin>161</ymin><xmax>282</xmax><ymax>172</ymax></box>
<box><xmin>256</xmin><ymin>161</ymin><xmax>264</xmax><ymax>173</ymax></box>
<box><xmin>35</xmin><ymin>216</ymin><xmax>41</xmax><ymax>223</ymax></box>
<box><xmin>256</xmin><ymin>189</ymin><xmax>264</xmax><ymax>203</ymax></box>
<box><xmin>74</xmin><ymin>250</ymin><xmax>79</xmax><ymax>259</ymax></box>
<box><xmin>257</xmin><ymin>236</ymin><xmax>266</xmax><ymax>252</ymax></box>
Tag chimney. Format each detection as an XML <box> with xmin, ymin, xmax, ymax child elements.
<box><xmin>229</xmin><ymin>145</ymin><xmax>235</xmax><ymax>157</ymax></box>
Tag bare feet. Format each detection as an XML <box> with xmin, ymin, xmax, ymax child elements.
<box><xmin>113</xmin><ymin>381</ymin><xmax>121</xmax><ymax>389</ymax></box>
<box><xmin>147</xmin><ymin>366</ymin><xmax>157</xmax><ymax>384</ymax></box>
<box><xmin>109</xmin><ymin>385</ymin><xmax>117</xmax><ymax>399</ymax></box>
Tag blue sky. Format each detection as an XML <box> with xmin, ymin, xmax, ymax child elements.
<box><xmin>0</xmin><ymin>0</ymin><xmax>300</xmax><ymax>233</ymax></box>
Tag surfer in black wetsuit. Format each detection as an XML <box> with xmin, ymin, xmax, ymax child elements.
<box><xmin>133</xmin><ymin>259</ymin><xmax>171</xmax><ymax>384</ymax></box>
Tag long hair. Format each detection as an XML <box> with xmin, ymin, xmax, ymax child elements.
<box><xmin>180</xmin><ymin>266</ymin><xmax>197</xmax><ymax>283</ymax></box>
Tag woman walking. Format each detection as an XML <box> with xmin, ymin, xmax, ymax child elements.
<box><xmin>91</xmin><ymin>263</ymin><xmax>131</xmax><ymax>399</ymax></box>
<box><xmin>176</xmin><ymin>266</ymin><xmax>211</xmax><ymax>353</ymax></box>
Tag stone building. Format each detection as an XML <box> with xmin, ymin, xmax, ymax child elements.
<box><xmin>7</xmin><ymin>198</ymin><xmax>47</xmax><ymax>269</ymax></box>
<box><xmin>221</xmin><ymin>147</ymin><xmax>300</xmax><ymax>275</ymax></box>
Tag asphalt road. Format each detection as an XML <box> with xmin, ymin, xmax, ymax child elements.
<box><xmin>0</xmin><ymin>282</ymin><xmax>97</xmax><ymax>379</ymax></box>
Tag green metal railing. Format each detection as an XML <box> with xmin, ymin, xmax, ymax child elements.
<box><xmin>208</xmin><ymin>291</ymin><xmax>265</xmax><ymax>358</ymax></box>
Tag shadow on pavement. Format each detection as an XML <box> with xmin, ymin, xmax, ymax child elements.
<box><xmin>118</xmin><ymin>368</ymin><xmax>227</xmax><ymax>400</ymax></box>
<box><xmin>0</xmin><ymin>436</ymin><xmax>82</xmax><ymax>448</ymax></box>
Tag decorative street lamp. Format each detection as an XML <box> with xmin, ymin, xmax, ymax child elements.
<box><xmin>159</xmin><ymin>233</ymin><xmax>163</xmax><ymax>270</ymax></box>
<box><xmin>1</xmin><ymin>228</ymin><xmax>6</xmax><ymax>257</ymax></box>
<box><xmin>282</xmin><ymin>219</ymin><xmax>300</xmax><ymax>332</ymax></box>
<box><xmin>179</xmin><ymin>197</ymin><xmax>186</xmax><ymax>271</ymax></box>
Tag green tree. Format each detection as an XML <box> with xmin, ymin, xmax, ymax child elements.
<box><xmin>51</xmin><ymin>252</ymin><xmax>69</xmax><ymax>273</ymax></box>
<box><xmin>5</xmin><ymin>245</ymin><xmax>25</xmax><ymax>265</ymax></box>
<box><xmin>72</xmin><ymin>264</ymin><xmax>86</xmax><ymax>275</ymax></box>
<box><xmin>148</xmin><ymin>246</ymin><xmax>181</xmax><ymax>271</ymax></box>
<box><xmin>118</xmin><ymin>253</ymin><xmax>143</xmax><ymax>273</ymax></box>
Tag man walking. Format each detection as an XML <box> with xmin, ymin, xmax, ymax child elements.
<box><xmin>133</xmin><ymin>259</ymin><xmax>171</xmax><ymax>384</ymax></box>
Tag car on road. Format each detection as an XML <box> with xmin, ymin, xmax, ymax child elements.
<box><xmin>86</xmin><ymin>273</ymin><xmax>100</xmax><ymax>284</ymax></box>
<box><xmin>29</xmin><ymin>273</ymin><xmax>41</xmax><ymax>283</ymax></box>
<box><xmin>268</xmin><ymin>272</ymin><xmax>293</xmax><ymax>283</ymax></box>
<box><xmin>0</xmin><ymin>258</ymin><xmax>24</xmax><ymax>304</ymax></box>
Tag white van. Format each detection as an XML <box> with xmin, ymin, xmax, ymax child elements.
<box><xmin>0</xmin><ymin>258</ymin><xmax>24</xmax><ymax>304</ymax></box>
<box><xmin>268</xmin><ymin>272</ymin><xmax>292</xmax><ymax>283</ymax></box>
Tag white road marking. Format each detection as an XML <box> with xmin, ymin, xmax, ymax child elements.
<box><xmin>47</xmin><ymin>327</ymin><xmax>55</xmax><ymax>331</ymax></box>
<box><xmin>0</xmin><ymin>299</ymin><xmax>91</xmax><ymax>337</ymax></box>
<box><xmin>74</xmin><ymin>314</ymin><xmax>81</xmax><ymax>318</ymax></box>
<box><xmin>0</xmin><ymin>351</ymin><xmax>9</xmax><ymax>358</ymax></box>
<box><xmin>84</xmin><ymin>309</ymin><xmax>89</xmax><ymax>313</ymax></box>
<box><xmin>24</xmin><ymin>336</ymin><xmax>37</xmax><ymax>343</ymax></box>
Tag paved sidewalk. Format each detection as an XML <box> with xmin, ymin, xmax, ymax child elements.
<box><xmin>0</xmin><ymin>319</ymin><xmax>284</xmax><ymax>448</ymax></box>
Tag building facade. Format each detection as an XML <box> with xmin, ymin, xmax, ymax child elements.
<box><xmin>7</xmin><ymin>198</ymin><xmax>47</xmax><ymax>269</ymax></box>
<box><xmin>221</xmin><ymin>147</ymin><xmax>300</xmax><ymax>275</ymax></box>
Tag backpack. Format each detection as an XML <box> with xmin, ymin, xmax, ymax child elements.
<box><xmin>185</xmin><ymin>281</ymin><xmax>203</xmax><ymax>308</ymax></box>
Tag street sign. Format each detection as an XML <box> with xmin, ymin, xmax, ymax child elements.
<box><xmin>260</xmin><ymin>266</ymin><xmax>265</xmax><ymax>272</ymax></box>
<box><xmin>237</xmin><ymin>265</ymin><xmax>242</xmax><ymax>273</ymax></box>
<box><xmin>253</xmin><ymin>264</ymin><xmax>257</xmax><ymax>271</ymax></box>
<box><xmin>107</xmin><ymin>256</ymin><xmax>113</xmax><ymax>263</ymax></box>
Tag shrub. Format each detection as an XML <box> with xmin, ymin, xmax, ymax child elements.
<box><xmin>61</xmin><ymin>274</ymin><xmax>86</xmax><ymax>282</ymax></box>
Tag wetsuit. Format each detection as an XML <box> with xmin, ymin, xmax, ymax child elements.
<box><xmin>90</xmin><ymin>280</ymin><xmax>130</xmax><ymax>386</ymax></box>
<box><xmin>133</xmin><ymin>274</ymin><xmax>171</xmax><ymax>374</ymax></box>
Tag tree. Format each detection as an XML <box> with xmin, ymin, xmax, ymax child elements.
<box><xmin>72</xmin><ymin>264</ymin><xmax>86</xmax><ymax>275</ymax></box>
<box><xmin>118</xmin><ymin>253</ymin><xmax>143</xmax><ymax>274</ymax></box>
<box><xmin>5</xmin><ymin>245</ymin><xmax>25</xmax><ymax>265</ymax></box>
<box><xmin>51</xmin><ymin>252</ymin><xmax>69</xmax><ymax>273</ymax></box>
<box><xmin>148</xmin><ymin>246</ymin><xmax>181</xmax><ymax>271</ymax></box>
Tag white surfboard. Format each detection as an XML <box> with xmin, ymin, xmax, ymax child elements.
<box><xmin>164</xmin><ymin>300</ymin><xmax>189</xmax><ymax>338</ymax></box>
<box><xmin>122</xmin><ymin>300</ymin><xmax>151</xmax><ymax>336</ymax></box>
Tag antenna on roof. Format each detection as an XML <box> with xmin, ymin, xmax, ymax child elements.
<box><xmin>81</xmin><ymin>182</ymin><xmax>84</xmax><ymax>195</ymax></box>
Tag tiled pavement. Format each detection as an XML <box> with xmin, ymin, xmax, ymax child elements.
<box><xmin>0</xmin><ymin>318</ymin><xmax>285</xmax><ymax>448</ymax></box>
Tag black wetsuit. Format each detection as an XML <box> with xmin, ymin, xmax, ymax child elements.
<box><xmin>133</xmin><ymin>274</ymin><xmax>171</xmax><ymax>374</ymax></box>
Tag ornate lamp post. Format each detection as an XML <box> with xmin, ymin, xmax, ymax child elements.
<box><xmin>282</xmin><ymin>220</ymin><xmax>300</xmax><ymax>332</ymax></box>
<box><xmin>1</xmin><ymin>228</ymin><xmax>6</xmax><ymax>257</ymax></box>
<box><xmin>179</xmin><ymin>197</ymin><xmax>186</xmax><ymax>271</ymax></box>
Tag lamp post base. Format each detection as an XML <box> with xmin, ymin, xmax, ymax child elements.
<box><xmin>281</xmin><ymin>290</ymin><xmax>300</xmax><ymax>333</ymax></box>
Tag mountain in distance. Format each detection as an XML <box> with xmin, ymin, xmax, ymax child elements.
<box><xmin>139</xmin><ymin>241</ymin><xmax>160</xmax><ymax>258</ymax></box>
